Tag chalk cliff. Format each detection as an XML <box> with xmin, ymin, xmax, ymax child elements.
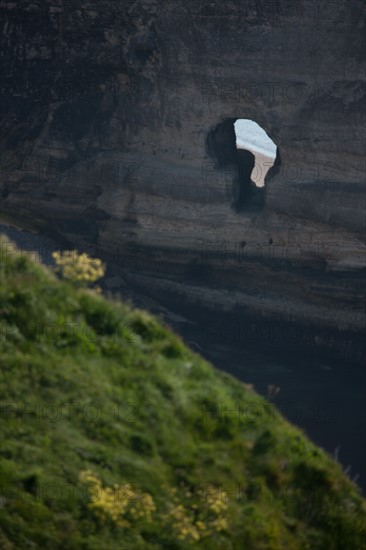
<box><xmin>1</xmin><ymin>0</ymin><xmax>365</xmax><ymax>361</ymax></box>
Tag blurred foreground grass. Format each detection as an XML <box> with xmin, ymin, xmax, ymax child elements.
<box><xmin>0</xmin><ymin>237</ymin><xmax>365</xmax><ymax>549</ymax></box>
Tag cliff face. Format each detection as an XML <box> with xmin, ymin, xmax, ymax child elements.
<box><xmin>1</xmin><ymin>1</ymin><xmax>365</xmax><ymax>361</ymax></box>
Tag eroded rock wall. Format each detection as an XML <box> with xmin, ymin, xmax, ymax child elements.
<box><xmin>1</xmin><ymin>0</ymin><xmax>365</xmax><ymax>359</ymax></box>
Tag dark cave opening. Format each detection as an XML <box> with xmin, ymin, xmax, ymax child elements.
<box><xmin>206</xmin><ymin>118</ymin><xmax>280</xmax><ymax>212</ymax></box>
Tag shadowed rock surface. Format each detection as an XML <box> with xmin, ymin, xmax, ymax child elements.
<box><xmin>1</xmin><ymin>0</ymin><xmax>365</xmax><ymax>362</ymax></box>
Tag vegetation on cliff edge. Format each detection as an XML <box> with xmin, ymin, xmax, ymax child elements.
<box><xmin>0</xmin><ymin>238</ymin><xmax>365</xmax><ymax>549</ymax></box>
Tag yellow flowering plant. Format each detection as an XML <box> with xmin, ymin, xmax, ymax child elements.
<box><xmin>79</xmin><ymin>470</ymin><xmax>156</xmax><ymax>528</ymax></box>
<box><xmin>79</xmin><ymin>471</ymin><xmax>230</xmax><ymax>542</ymax></box>
<box><xmin>52</xmin><ymin>251</ymin><xmax>105</xmax><ymax>288</ymax></box>
<box><xmin>162</xmin><ymin>484</ymin><xmax>229</xmax><ymax>543</ymax></box>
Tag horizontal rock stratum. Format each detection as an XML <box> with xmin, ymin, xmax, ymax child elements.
<box><xmin>1</xmin><ymin>0</ymin><xmax>365</xmax><ymax>362</ymax></box>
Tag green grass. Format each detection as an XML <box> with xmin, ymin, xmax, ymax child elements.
<box><xmin>0</xmin><ymin>238</ymin><xmax>365</xmax><ymax>549</ymax></box>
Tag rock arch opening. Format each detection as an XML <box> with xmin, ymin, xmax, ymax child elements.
<box><xmin>206</xmin><ymin>118</ymin><xmax>279</xmax><ymax>211</ymax></box>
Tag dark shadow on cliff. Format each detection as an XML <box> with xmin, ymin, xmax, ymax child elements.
<box><xmin>265</xmin><ymin>148</ymin><xmax>282</xmax><ymax>183</ymax></box>
<box><xmin>206</xmin><ymin>119</ymin><xmax>280</xmax><ymax>213</ymax></box>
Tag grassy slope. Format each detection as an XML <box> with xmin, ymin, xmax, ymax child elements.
<box><xmin>0</xmin><ymin>241</ymin><xmax>365</xmax><ymax>549</ymax></box>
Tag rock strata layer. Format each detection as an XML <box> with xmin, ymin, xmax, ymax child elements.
<box><xmin>1</xmin><ymin>0</ymin><xmax>365</xmax><ymax>362</ymax></box>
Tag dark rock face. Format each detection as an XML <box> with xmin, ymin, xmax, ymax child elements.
<box><xmin>206</xmin><ymin>119</ymin><xmax>260</xmax><ymax>210</ymax></box>
<box><xmin>1</xmin><ymin>0</ymin><xmax>365</xmax><ymax>361</ymax></box>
